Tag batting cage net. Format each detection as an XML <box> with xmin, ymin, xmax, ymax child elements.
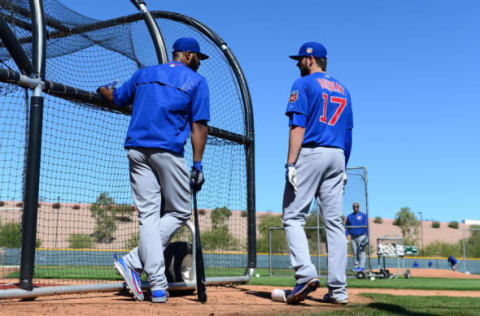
<box><xmin>268</xmin><ymin>167</ymin><xmax>370</xmax><ymax>277</ymax></box>
<box><xmin>0</xmin><ymin>0</ymin><xmax>255</xmax><ymax>293</ymax></box>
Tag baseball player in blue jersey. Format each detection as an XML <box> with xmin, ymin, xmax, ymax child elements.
<box><xmin>98</xmin><ymin>37</ymin><xmax>209</xmax><ymax>303</ymax></box>
<box><xmin>282</xmin><ymin>42</ymin><xmax>353</xmax><ymax>305</ymax></box>
<box><xmin>345</xmin><ymin>202</ymin><xmax>369</xmax><ymax>272</ymax></box>
<box><xmin>448</xmin><ymin>255</ymin><xmax>458</xmax><ymax>271</ymax></box>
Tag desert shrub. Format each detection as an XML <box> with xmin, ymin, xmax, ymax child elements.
<box><xmin>125</xmin><ymin>234</ymin><xmax>139</xmax><ymax>249</ymax></box>
<box><xmin>241</xmin><ymin>210</ymin><xmax>247</xmax><ymax>218</ymax></box>
<box><xmin>90</xmin><ymin>193</ymin><xmax>117</xmax><ymax>243</ymax></box>
<box><xmin>114</xmin><ymin>204</ymin><xmax>134</xmax><ymax>222</ymax></box>
<box><xmin>52</xmin><ymin>202</ymin><xmax>61</xmax><ymax>209</ymax></box>
<box><xmin>448</xmin><ymin>221</ymin><xmax>459</xmax><ymax>229</ymax></box>
<box><xmin>16</xmin><ymin>202</ymin><xmax>23</xmax><ymax>207</ymax></box>
<box><xmin>422</xmin><ymin>241</ymin><xmax>462</xmax><ymax>257</ymax></box>
<box><xmin>201</xmin><ymin>226</ymin><xmax>240</xmax><ymax>251</ymax></box>
<box><xmin>68</xmin><ymin>234</ymin><xmax>94</xmax><ymax>249</ymax></box>
<box><xmin>72</xmin><ymin>204</ymin><xmax>81</xmax><ymax>210</ymax></box>
<box><xmin>198</xmin><ymin>209</ymin><xmax>206</xmax><ymax>216</ymax></box>
<box><xmin>373</xmin><ymin>216</ymin><xmax>383</xmax><ymax>224</ymax></box>
<box><xmin>0</xmin><ymin>223</ymin><xmax>21</xmax><ymax>248</ymax></box>
<box><xmin>0</xmin><ymin>201</ymin><xmax>5</xmax><ymax>207</ymax></box>
<box><xmin>431</xmin><ymin>221</ymin><xmax>440</xmax><ymax>229</ymax></box>
<box><xmin>464</xmin><ymin>225</ymin><xmax>480</xmax><ymax>258</ymax></box>
<box><xmin>201</xmin><ymin>206</ymin><xmax>239</xmax><ymax>251</ymax></box>
<box><xmin>0</xmin><ymin>223</ymin><xmax>41</xmax><ymax>248</ymax></box>
<box><xmin>256</xmin><ymin>214</ymin><xmax>284</xmax><ymax>253</ymax></box>
<box><xmin>393</xmin><ymin>207</ymin><xmax>419</xmax><ymax>244</ymax></box>
<box><xmin>210</xmin><ymin>206</ymin><xmax>232</xmax><ymax>230</ymax></box>
<box><xmin>0</xmin><ymin>223</ymin><xmax>22</xmax><ymax>248</ymax></box>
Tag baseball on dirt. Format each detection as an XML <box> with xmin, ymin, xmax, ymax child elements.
<box><xmin>271</xmin><ymin>288</ymin><xmax>286</xmax><ymax>302</ymax></box>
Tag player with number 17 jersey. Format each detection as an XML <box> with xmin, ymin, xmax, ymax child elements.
<box><xmin>286</xmin><ymin>73</ymin><xmax>353</xmax><ymax>164</ymax></box>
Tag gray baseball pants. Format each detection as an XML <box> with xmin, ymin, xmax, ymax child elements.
<box><xmin>351</xmin><ymin>234</ymin><xmax>367</xmax><ymax>269</ymax></box>
<box><xmin>283</xmin><ymin>147</ymin><xmax>347</xmax><ymax>301</ymax></box>
<box><xmin>121</xmin><ymin>148</ymin><xmax>191</xmax><ymax>291</ymax></box>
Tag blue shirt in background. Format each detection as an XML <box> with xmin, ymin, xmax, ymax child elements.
<box><xmin>285</xmin><ymin>72</ymin><xmax>353</xmax><ymax>166</ymax></box>
<box><xmin>448</xmin><ymin>256</ymin><xmax>458</xmax><ymax>265</ymax></box>
<box><xmin>113</xmin><ymin>61</ymin><xmax>210</xmax><ymax>154</ymax></box>
<box><xmin>345</xmin><ymin>211</ymin><xmax>368</xmax><ymax>237</ymax></box>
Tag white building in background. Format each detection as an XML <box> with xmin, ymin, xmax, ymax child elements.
<box><xmin>463</xmin><ymin>219</ymin><xmax>480</xmax><ymax>225</ymax></box>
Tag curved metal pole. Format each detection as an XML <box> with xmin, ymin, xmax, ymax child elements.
<box><xmin>129</xmin><ymin>0</ymin><xmax>168</xmax><ymax>64</ymax></box>
<box><xmin>0</xmin><ymin>14</ymin><xmax>34</xmax><ymax>76</ymax></box>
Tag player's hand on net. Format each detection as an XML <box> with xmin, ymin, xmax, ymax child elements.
<box><xmin>285</xmin><ymin>163</ymin><xmax>297</xmax><ymax>192</ymax></box>
<box><xmin>190</xmin><ymin>162</ymin><xmax>205</xmax><ymax>193</ymax></box>
<box><xmin>96</xmin><ymin>80</ymin><xmax>118</xmax><ymax>93</ymax></box>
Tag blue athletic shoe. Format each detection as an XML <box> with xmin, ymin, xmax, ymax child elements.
<box><xmin>357</xmin><ymin>267</ymin><xmax>365</xmax><ymax>272</ymax></box>
<box><xmin>114</xmin><ymin>256</ymin><xmax>144</xmax><ymax>301</ymax></box>
<box><xmin>286</xmin><ymin>278</ymin><xmax>320</xmax><ymax>304</ymax></box>
<box><xmin>151</xmin><ymin>290</ymin><xmax>168</xmax><ymax>303</ymax></box>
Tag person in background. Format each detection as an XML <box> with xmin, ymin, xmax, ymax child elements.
<box><xmin>448</xmin><ymin>255</ymin><xmax>458</xmax><ymax>271</ymax></box>
<box><xmin>345</xmin><ymin>202</ymin><xmax>368</xmax><ymax>272</ymax></box>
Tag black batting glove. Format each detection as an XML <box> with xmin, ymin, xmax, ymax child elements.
<box><xmin>190</xmin><ymin>162</ymin><xmax>205</xmax><ymax>193</ymax></box>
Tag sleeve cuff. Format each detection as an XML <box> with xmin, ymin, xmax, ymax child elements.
<box><xmin>112</xmin><ymin>89</ymin><xmax>120</xmax><ymax>107</ymax></box>
<box><xmin>288</xmin><ymin>112</ymin><xmax>306</xmax><ymax>127</ymax></box>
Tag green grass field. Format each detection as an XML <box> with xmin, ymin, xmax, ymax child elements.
<box><xmin>249</xmin><ymin>268</ymin><xmax>480</xmax><ymax>291</ymax></box>
<box><xmin>5</xmin><ymin>266</ymin><xmax>480</xmax><ymax>292</ymax></box>
<box><xmin>6</xmin><ymin>266</ymin><xmax>247</xmax><ymax>280</ymax></box>
<box><xmin>276</xmin><ymin>294</ymin><xmax>480</xmax><ymax>316</ymax></box>
<box><xmin>251</xmin><ymin>269</ymin><xmax>480</xmax><ymax>315</ymax></box>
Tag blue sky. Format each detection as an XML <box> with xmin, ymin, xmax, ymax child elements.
<box><xmin>59</xmin><ymin>0</ymin><xmax>480</xmax><ymax>222</ymax></box>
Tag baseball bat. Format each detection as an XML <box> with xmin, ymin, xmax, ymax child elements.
<box><xmin>193</xmin><ymin>190</ymin><xmax>207</xmax><ymax>303</ymax></box>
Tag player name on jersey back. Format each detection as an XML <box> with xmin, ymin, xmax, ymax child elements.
<box><xmin>317</xmin><ymin>78</ymin><xmax>345</xmax><ymax>95</ymax></box>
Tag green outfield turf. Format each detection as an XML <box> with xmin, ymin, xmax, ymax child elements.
<box><xmin>283</xmin><ymin>294</ymin><xmax>480</xmax><ymax>316</ymax></box>
<box><xmin>6</xmin><ymin>266</ymin><xmax>247</xmax><ymax>280</ymax></box>
<box><xmin>5</xmin><ymin>266</ymin><xmax>480</xmax><ymax>292</ymax></box>
<box><xmin>249</xmin><ymin>269</ymin><xmax>480</xmax><ymax>291</ymax></box>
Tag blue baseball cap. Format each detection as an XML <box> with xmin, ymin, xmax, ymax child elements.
<box><xmin>289</xmin><ymin>42</ymin><xmax>327</xmax><ymax>60</ymax></box>
<box><xmin>173</xmin><ymin>37</ymin><xmax>209</xmax><ymax>60</ymax></box>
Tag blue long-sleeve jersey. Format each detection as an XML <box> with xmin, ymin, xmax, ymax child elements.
<box><xmin>448</xmin><ymin>256</ymin><xmax>458</xmax><ymax>265</ymax></box>
<box><xmin>345</xmin><ymin>211</ymin><xmax>368</xmax><ymax>237</ymax></box>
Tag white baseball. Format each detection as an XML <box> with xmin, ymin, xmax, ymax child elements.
<box><xmin>370</xmin><ymin>276</ymin><xmax>375</xmax><ymax>281</ymax></box>
<box><xmin>271</xmin><ymin>288</ymin><xmax>286</xmax><ymax>302</ymax></box>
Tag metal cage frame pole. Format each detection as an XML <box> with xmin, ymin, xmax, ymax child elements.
<box><xmin>129</xmin><ymin>0</ymin><xmax>168</xmax><ymax>64</ymax></box>
<box><xmin>463</xmin><ymin>228</ymin><xmax>467</xmax><ymax>273</ymax></box>
<box><xmin>361</xmin><ymin>166</ymin><xmax>373</xmax><ymax>271</ymax></box>
<box><xmin>19</xmin><ymin>0</ymin><xmax>47</xmax><ymax>291</ymax></box>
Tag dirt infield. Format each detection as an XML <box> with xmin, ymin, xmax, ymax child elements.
<box><xmin>1</xmin><ymin>284</ymin><xmax>480</xmax><ymax>316</ymax></box>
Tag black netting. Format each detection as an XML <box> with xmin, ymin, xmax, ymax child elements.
<box><xmin>0</xmin><ymin>80</ymin><xmax>26</xmax><ymax>281</ymax></box>
<box><xmin>0</xmin><ymin>0</ymin><xmax>251</xmax><ymax>285</ymax></box>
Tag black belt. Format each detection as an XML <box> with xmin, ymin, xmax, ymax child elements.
<box><xmin>301</xmin><ymin>143</ymin><xmax>340</xmax><ymax>149</ymax></box>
